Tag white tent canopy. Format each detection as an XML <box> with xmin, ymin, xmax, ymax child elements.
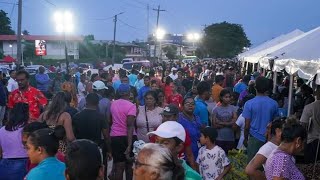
<box><xmin>260</xmin><ymin>26</ymin><xmax>320</xmax><ymax>80</ymax></box>
<box><xmin>239</xmin><ymin>29</ymin><xmax>304</xmax><ymax>63</ymax></box>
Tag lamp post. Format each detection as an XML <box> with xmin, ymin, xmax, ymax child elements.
<box><xmin>155</xmin><ymin>28</ymin><xmax>165</xmax><ymax>62</ymax></box>
<box><xmin>9</xmin><ymin>44</ymin><xmax>13</xmax><ymax>57</ymax></box>
<box><xmin>54</xmin><ymin>10</ymin><xmax>74</xmax><ymax>74</ymax></box>
<box><xmin>187</xmin><ymin>33</ymin><xmax>200</xmax><ymax>55</ymax></box>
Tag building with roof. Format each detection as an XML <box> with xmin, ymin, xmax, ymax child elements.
<box><xmin>0</xmin><ymin>35</ymin><xmax>83</xmax><ymax>60</ymax></box>
<box><xmin>91</xmin><ymin>40</ymin><xmax>146</xmax><ymax>61</ymax></box>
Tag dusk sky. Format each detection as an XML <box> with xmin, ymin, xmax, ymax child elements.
<box><xmin>2</xmin><ymin>0</ymin><xmax>320</xmax><ymax>46</ymax></box>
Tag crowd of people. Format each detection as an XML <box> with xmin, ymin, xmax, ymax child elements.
<box><xmin>0</xmin><ymin>59</ymin><xmax>319</xmax><ymax>180</ymax></box>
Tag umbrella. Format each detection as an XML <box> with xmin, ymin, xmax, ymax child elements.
<box><xmin>3</xmin><ymin>55</ymin><xmax>16</xmax><ymax>63</ymax></box>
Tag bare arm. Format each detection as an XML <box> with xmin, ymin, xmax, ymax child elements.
<box><xmin>125</xmin><ymin>115</ymin><xmax>136</xmax><ymax>160</ymax></box>
<box><xmin>61</xmin><ymin>113</ymin><xmax>76</xmax><ymax>142</ymax></box>
<box><xmin>102</xmin><ymin>128</ymin><xmax>112</xmax><ymax>160</ymax></box>
<box><xmin>272</xmin><ymin>177</ymin><xmax>286</xmax><ymax>180</ymax></box>
<box><xmin>245</xmin><ymin>154</ymin><xmax>267</xmax><ymax>180</ymax></box>
<box><xmin>219</xmin><ymin>111</ymin><xmax>238</xmax><ymax>127</ymax></box>
<box><xmin>244</xmin><ymin>118</ymin><xmax>251</xmax><ymax>147</ymax></box>
<box><xmin>185</xmin><ymin>145</ymin><xmax>197</xmax><ymax>171</ymax></box>
<box><xmin>212</xmin><ymin>112</ymin><xmax>223</xmax><ymax>129</ymax></box>
<box><xmin>216</xmin><ymin>164</ymin><xmax>231</xmax><ymax>180</ymax></box>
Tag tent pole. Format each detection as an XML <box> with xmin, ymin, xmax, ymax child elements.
<box><xmin>273</xmin><ymin>71</ymin><xmax>277</xmax><ymax>94</ymax></box>
<box><xmin>287</xmin><ymin>74</ymin><xmax>294</xmax><ymax>117</ymax></box>
<box><xmin>241</xmin><ymin>61</ymin><xmax>245</xmax><ymax>75</ymax></box>
<box><xmin>246</xmin><ymin>62</ymin><xmax>249</xmax><ymax>75</ymax></box>
<box><xmin>252</xmin><ymin>63</ymin><xmax>255</xmax><ymax>72</ymax></box>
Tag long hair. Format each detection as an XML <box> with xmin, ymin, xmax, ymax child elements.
<box><xmin>46</xmin><ymin>92</ymin><xmax>67</xmax><ymax>121</ymax></box>
<box><xmin>140</xmin><ymin>143</ymin><xmax>185</xmax><ymax>180</ymax></box>
<box><xmin>5</xmin><ymin>103</ymin><xmax>29</xmax><ymax>131</ymax></box>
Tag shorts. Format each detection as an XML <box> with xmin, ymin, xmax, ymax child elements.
<box><xmin>111</xmin><ymin>136</ymin><xmax>137</xmax><ymax>163</ymax></box>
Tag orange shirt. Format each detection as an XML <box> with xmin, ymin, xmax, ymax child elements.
<box><xmin>212</xmin><ymin>84</ymin><xmax>223</xmax><ymax>103</ymax></box>
<box><xmin>8</xmin><ymin>86</ymin><xmax>47</xmax><ymax>121</ymax></box>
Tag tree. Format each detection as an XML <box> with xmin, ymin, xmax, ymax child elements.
<box><xmin>162</xmin><ymin>45</ymin><xmax>177</xmax><ymax>60</ymax></box>
<box><xmin>201</xmin><ymin>21</ymin><xmax>251</xmax><ymax>58</ymax></box>
<box><xmin>0</xmin><ymin>10</ymin><xmax>15</xmax><ymax>35</ymax></box>
<box><xmin>22</xmin><ymin>30</ymin><xmax>30</xmax><ymax>35</ymax></box>
<box><xmin>79</xmin><ymin>35</ymin><xmax>126</xmax><ymax>63</ymax></box>
<box><xmin>23</xmin><ymin>41</ymin><xmax>35</xmax><ymax>60</ymax></box>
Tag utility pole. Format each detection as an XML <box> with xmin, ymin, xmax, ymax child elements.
<box><xmin>152</xmin><ymin>5</ymin><xmax>165</xmax><ymax>59</ymax></box>
<box><xmin>147</xmin><ymin>4</ymin><xmax>149</xmax><ymax>40</ymax></box>
<box><xmin>17</xmin><ymin>0</ymin><xmax>22</xmax><ymax>68</ymax></box>
<box><xmin>112</xmin><ymin>12</ymin><xmax>124</xmax><ymax>66</ymax></box>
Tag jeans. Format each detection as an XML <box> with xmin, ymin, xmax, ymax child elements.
<box><xmin>0</xmin><ymin>158</ymin><xmax>28</xmax><ymax>180</ymax></box>
<box><xmin>0</xmin><ymin>106</ymin><xmax>5</xmax><ymax>127</ymax></box>
<box><xmin>304</xmin><ymin>139</ymin><xmax>320</xmax><ymax>164</ymax></box>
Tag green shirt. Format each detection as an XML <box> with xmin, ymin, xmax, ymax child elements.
<box><xmin>180</xmin><ymin>160</ymin><xmax>202</xmax><ymax>180</ymax></box>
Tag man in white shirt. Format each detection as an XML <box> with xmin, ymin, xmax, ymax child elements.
<box><xmin>245</xmin><ymin>119</ymin><xmax>284</xmax><ymax>180</ymax></box>
<box><xmin>7</xmin><ymin>70</ymin><xmax>18</xmax><ymax>92</ymax></box>
<box><xmin>77</xmin><ymin>74</ymin><xmax>87</xmax><ymax>99</ymax></box>
<box><xmin>169</xmin><ymin>67</ymin><xmax>178</xmax><ymax>81</ymax></box>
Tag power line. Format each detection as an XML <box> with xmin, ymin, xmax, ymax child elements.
<box><xmin>118</xmin><ymin>18</ymin><xmax>142</xmax><ymax>30</ymax></box>
<box><xmin>0</xmin><ymin>1</ymin><xmax>16</xmax><ymax>5</ymax></box>
<box><xmin>9</xmin><ymin>0</ymin><xmax>17</xmax><ymax>20</ymax></box>
<box><xmin>43</xmin><ymin>0</ymin><xmax>56</xmax><ymax>7</ymax></box>
<box><xmin>119</xmin><ymin>0</ymin><xmax>145</xmax><ymax>9</ymax></box>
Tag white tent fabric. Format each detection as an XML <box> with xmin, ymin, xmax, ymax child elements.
<box><xmin>239</xmin><ymin>29</ymin><xmax>304</xmax><ymax>63</ymax></box>
<box><xmin>260</xmin><ymin>26</ymin><xmax>320</xmax><ymax>80</ymax></box>
<box><xmin>243</xmin><ymin>32</ymin><xmax>308</xmax><ymax>64</ymax></box>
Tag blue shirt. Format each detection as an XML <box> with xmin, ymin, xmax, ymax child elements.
<box><xmin>178</xmin><ymin>113</ymin><xmax>202</xmax><ymax>159</ymax></box>
<box><xmin>113</xmin><ymin>80</ymin><xmax>121</xmax><ymax>91</ymax></box>
<box><xmin>35</xmin><ymin>73</ymin><xmax>50</xmax><ymax>92</ymax></box>
<box><xmin>242</xmin><ymin>96</ymin><xmax>278</xmax><ymax>142</ymax></box>
<box><xmin>26</xmin><ymin>157</ymin><xmax>65</xmax><ymax>180</ymax></box>
<box><xmin>233</xmin><ymin>82</ymin><xmax>247</xmax><ymax>94</ymax></box>
<box><xmin>128</xmin><ymin>74</ymin><xmax>138</xmax><ymax>86</ymax></box>
<box><xmin>278</xmin><ymin>108</ymin><xmax>288</xmax><ymax>118</ymax></box>
<box><xmin>194</xmin><ymin>98</ymin><xmax>209</xmax><ymax>126</ymax></box>
<box><xmin>138</xmin><ymin>86</ymin><xmax>151</xmax><ymax>106</ymax></box>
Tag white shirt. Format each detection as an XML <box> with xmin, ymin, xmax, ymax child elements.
<box><xmin>7</xmin><ymin>78</ymin><xmax>18</xmax><ymax>92</ymax></box>
<box><xmin>196</xmin><ymin>145</ymin><xmax>230</xmax><ymax>180</ymax></box>
<box><xmin>235</xmin><ymin>114</ymin><xmax>246</xmax><ymax>150</ymax></box>
<box><xmin>77</xmin><ymin>82</ymin><xmax>86</xmax><ymax>98</ymax></box>
<box><xmin>257</xmin><ymin>141</ymin><xmax>278</xmax><ymax>168</ymax></box>
<box><xmin>169</xmin><ymin>73</ymin><xmax>178</xmax><ymax>81</ymax></box>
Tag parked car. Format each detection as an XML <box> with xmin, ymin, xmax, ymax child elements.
<box><xmin>103</xmin><ymin>64</ymin><xmax>123</xmax><ymax>71</ymax></box>
<box><xmin>122</xmin><ymin>60</ymin><xmax>151</xmax><ymax>71</ymax></box>
<box><xmin>79</xmin><ymin>63</ymin><xmax>93</xmax><ymax>70</ymax></box>
<box><xmin>121</xmin><ymin>58</ymin><xmax>133</xmax><ymax>64</ymax></box>
<box><xmin>25</xmin><ymin>65</ymin><xmax>51</xmax><ymax>75</ymax></box>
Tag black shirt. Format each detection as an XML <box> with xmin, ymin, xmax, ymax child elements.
<box><xmin>72</xmin><ymin>109</ymin><xmax>108</xmax><ymax>145</ymax></box>
<box><xmin>65</xmin><ymin>106</ymin><xmax>78</xmax><ymax>118</ymax></box>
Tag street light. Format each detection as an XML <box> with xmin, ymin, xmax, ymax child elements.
<box><xmin>53</xmin><ymin>10</ymin><xmax>74</xmax><ymax>74</ymax></box>
<box><xmin>155</xmin><ymin>28</ymin><xmax>166</xmax><ymax>61</ymax></box>
<box><xmin>187</xmin><ymin>33</ymin><xmax>201</xmax><ymax>55</ymax></box>
<box><xmin>9</xmin><ymin>44</ymin><xmax>13</xmax><ymax>57</ymax></box>
<box><xmin>187</xmin><ymin>33</ymin><xmax>201</xmax><ymax>47</ymax></box>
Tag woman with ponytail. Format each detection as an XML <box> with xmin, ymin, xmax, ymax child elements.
<box><xmin>25</xmin><ymin>125</ymin><xmax>66</xmax><ymax>180</ymax></box>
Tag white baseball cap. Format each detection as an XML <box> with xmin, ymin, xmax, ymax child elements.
<box><xmin>171</xmin><ymin>67</ymin><xmax>178</xmax><ymax>71</ymax></box>
<box><xmin>147</xmin><ymin>121</ymin><xmax>186</xmax><ymax>142</ymax></box>
<box><xmin>92</xmin><ymin>80</ymin><xmax>108</xmax><ymax>90</ymax></box>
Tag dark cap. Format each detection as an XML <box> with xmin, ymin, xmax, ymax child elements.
<box><xmin>161</xmin><ymin>104</ymin><xmax>179</xmax><ymax>115</ymax></box>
